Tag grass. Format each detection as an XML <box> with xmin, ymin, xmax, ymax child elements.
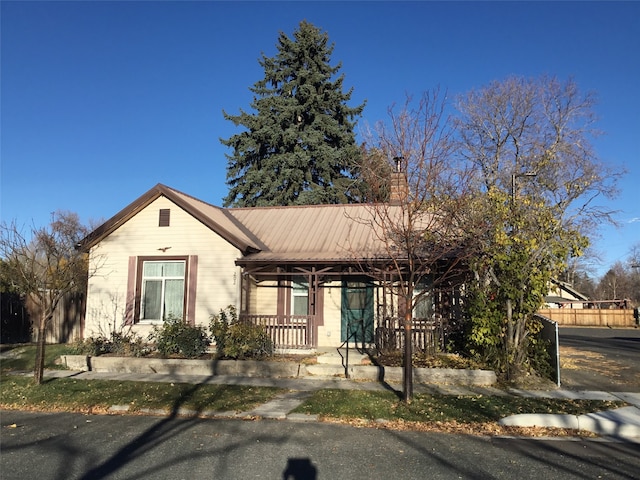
<box><xmin>0</xmin><ymin>344</ymin><xmax>74</xmax><ymax>372</ymax></box>
<box><xmin>0</xmin><ymin>375</ymin><xmax>285</xmax><ymax>414</ymax></box>
<box><xmin>0</xmin><ymin>344</ymin><xmax>627</xmax><ymax>435</ymax></box>
<box><xmin>291</xmin><ymin>389</ymin><xmax>625</xmax><ymax>424</ymax></box>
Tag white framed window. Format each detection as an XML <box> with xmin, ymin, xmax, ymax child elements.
<box><xmin>140</xmin><ymin>260</ymin><xmax>186</xmax><ymax>321</ymax></box>
<box><xmin>291</xmin><ymin>276</ymin><xmax>309</xmax><ymax>316</ymax></box>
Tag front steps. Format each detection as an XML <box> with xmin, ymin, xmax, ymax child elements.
<box><xmin>307</xmin><ymin>348</ymin><xmax>371</xmax><ymax>378</ymax></box>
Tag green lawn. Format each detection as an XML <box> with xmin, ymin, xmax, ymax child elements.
<box><xmin>0</xmin><ymin>344</ymin><xmax>73</xmax><ymax>372</ymax></box>
<box><xmin>291</xmin><ymin>389</ymin><xmax>624</xmax><ymax>423</ymax></box>
<box><xmin>0</xmin><ymin>375</ymin><xmax>285</xmax><ymax>413</ymax></box>
<box><xmin>0</xmin><ymin>344</ymin><xmax>627</xmax><ymax>431</ymax></box>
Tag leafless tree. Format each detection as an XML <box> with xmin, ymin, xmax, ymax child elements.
<box><xmin>456</xmin><ymin>76</ymin><xmax>624</xmax><ymax>378</ymax></box>
<box><xmin>457</xmin><ymin>75</ymin><xmax>622</xmax><ymax>236</ymax></box>
<box><xmin>353</xmin><ymin>91</ymin><xmax>480</xmax><ymax>401</ymax></box>
<box><xmin>0</xmin><ymin>211</ymin><xmax>98</xmax><ymax>384</ymax></box>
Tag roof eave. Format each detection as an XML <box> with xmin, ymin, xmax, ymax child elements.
<box><xmin>78</xmin><ymin>184</ymin><xmax>260</xmax><ymax>254</ymax></box>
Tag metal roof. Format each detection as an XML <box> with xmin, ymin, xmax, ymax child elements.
<box><xmin>229</xmin><ymin>203</ymin><xmax>401</xmax><ymax>264</ymax></box>
<box><xmin>80</xmin><ymin>184</ymin><xmax>432</xmax><ymax>266</ymax></box>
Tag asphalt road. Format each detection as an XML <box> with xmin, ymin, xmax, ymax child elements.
<box><xmin>558</xmin><ymin>326</ymin><xmax>640</xmax><ymax>391</ymax></box>
<box><xmin>2</xmin><ymin>410</ymin><xmax>639</xmax><ymax>480</ymax></box>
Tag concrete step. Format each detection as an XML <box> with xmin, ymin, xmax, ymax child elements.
<box><xmin>315</xmin><ymin>349</ymin><xmax>369</xmax><ymax>366</ymax></box>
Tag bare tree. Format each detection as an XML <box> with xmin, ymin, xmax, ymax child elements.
<box><xmin>0</xmin><ymin>211</ymin><xmax>97</xmax><ymax>384</ymax></box>
<box><xmin>354</xmin><ymin>91</ymin><xmax>479</xmax><ymax>401</ymax></box>
<box><xmin>595</xmin><ymin>257</ymin><xmax>640</xmax><ymax>306</ymax></box>
<box><xmin>456</xmin><ymin>76</ymin><xmax>624</xmax><ymax>379</ymax></box>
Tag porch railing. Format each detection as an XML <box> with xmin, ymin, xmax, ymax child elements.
<box><xmin>375</xmin><ymin>316</ymin><xmax>446</xmax><ymax>355</ymax></box>
<box><xmin>239</xmin><ymin>314</ymin><xmax>316</xmax><ymax>349</ymax></box>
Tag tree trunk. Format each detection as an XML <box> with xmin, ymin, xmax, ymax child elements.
<box><xmin>34</xmin><ymin>316</ymin><xmax>46</xmax><ymax>385</ymax></box>
<box><xmin>403</xmin><ymin>298</ymin><xmax>413</xmax><ymax>402</ymax></box>
<box><xmin>505</xmin><ymin>298</ymin><xmax>513</xmax><ymax>380</ymax></box>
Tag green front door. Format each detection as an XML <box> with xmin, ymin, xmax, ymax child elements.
<box><xmin>341</xmin><ymin>278</ymin><xmax>374</xmax><ymax>344</ymax></box>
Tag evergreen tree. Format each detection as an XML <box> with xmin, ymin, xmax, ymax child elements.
<box><xmin>221</xmin><ymin>21</ymin><xmax>365</xmax><ymax>207</ymax></box>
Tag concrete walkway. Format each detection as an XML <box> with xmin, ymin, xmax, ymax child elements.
<box><xmin>40</xmin><ymin>368</ymin><xmax>640</xmax><ymax>442</ymax></box>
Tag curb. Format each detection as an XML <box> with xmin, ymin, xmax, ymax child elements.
<box><xmin>499</xmin><ymin>406</ymin><xmax>640</xmax><ymax>441</ymax></box>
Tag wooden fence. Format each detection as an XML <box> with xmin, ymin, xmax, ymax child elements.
<box><xmin>375</xmin><ymin>317</ymin><xmax>446</xmax><ymax>355</ymax></box>
<box><xmin>537</xmin><ymin>308</ymin><xmax>637</xmax><ymax>327</ymax></box>
<box><xmin>1</xmin><ymin>292</ymin><xmax>85</xmax><ymax>344</ymax></box>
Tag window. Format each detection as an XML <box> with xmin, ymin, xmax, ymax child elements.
<box><xmin>291</xmin><ymin>276</ymin><xmax>309</xmax><ymax>316</ymax></box>
<box><xmin>413</xmin><ymin>282</ymin><xmax>432</xmax><ymax>320</ymax></box>
<box><xmin>159</xmin><ymin>209</ymin><xmax>170</xmax><ymax>227</ymax></box>
<box><xmin>140</xmin><ymin>260</ymin><xmax>185</xmax><ymax>321</ymax></box>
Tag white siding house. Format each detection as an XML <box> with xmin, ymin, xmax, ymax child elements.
<box><xmin>83</xmin><ymin>185</ymin><xmax>256</xmax><ymax>339</ymax></box>
<box><xmin>81</xmin><ymin>183</ymin><xmax>453</xmax><ymax>351</ymax></box>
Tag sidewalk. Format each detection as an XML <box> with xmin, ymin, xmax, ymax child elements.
<box><xmin>42</xmin><ymin>368</ymin><xmax>640</xmax><ymax>442</ymax></box>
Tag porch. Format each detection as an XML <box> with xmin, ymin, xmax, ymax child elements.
<box><xmin>375</xmin><ymin>316</ymin><xmax>447</xmax><ymax>355</ymax></box>
<box><xmin>239</xmin><ymin>314</ymin><xmax>317</xmax><ymax>350</ymax></box>
<box><xmin>240</xmin><ymin>313</ymin><xmax>447</xmax><ymax>353</ymax></box>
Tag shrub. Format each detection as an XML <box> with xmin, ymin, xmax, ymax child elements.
<box><xmin>70</xmin><ymin>330</ymin><xmax>150</xmax><ymax>357</ymax></box>
<box><xmin>210</xmin><ymin>306</ymin><xmax>273</xmax><ymax>359</ymax></box>
<box><xmin>149</xmin><ymin>315</ymin><xmax>209</xmax><ymax>359</ymax></box>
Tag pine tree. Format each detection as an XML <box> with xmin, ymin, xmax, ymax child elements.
<box><xmin>221</xmin><ymin>21</ymin><xmax>365</xmax><ymax>207</ymax></box>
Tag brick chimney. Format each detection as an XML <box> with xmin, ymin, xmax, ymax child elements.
<box><xmin>389</xmin><ymin>156</ymin><xmax>408</xmax><ymax>205</ymax></box>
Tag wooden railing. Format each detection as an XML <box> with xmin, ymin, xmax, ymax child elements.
<box><xmin>537</xmin><ymin>308</ymin><xmax>637</xmax><ymax>327</ymax></box>
<box><xmin>239</xmin><ymin>314</ymin><xmax>316</xmax><ymax>349</ymax></box>
<box><xmin>375</xmin><ymin>317</ymin><xmax>446</xmax><ymax>355</ymax></box>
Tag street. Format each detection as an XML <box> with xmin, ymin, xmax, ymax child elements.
<box><xmin>559</xmin><ymin>326</ymin><xmax>640</xmax><ymax>391</ymax></box>
<box><xmin>1</xmin><ymin>410</ymin><xmax>639</xmax><ymax>480</ymax></box>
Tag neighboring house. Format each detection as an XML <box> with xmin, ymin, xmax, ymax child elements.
<box><xmin>544</xmin><ymin>279</ymin><xmax>589</xmax><ymax>309</ymax></box>
<box><xmin>81</xmin><ymin>184</ymin><xmax>453</xmax><ymax>350</ymax></box>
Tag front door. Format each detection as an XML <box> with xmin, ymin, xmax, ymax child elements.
<box><xmin>341</xmin><ymin>278</ymin><xmax>374</xmax><ymax>344</ymax></box>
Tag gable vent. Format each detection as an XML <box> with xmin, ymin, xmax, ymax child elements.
<box><xmin>159</xmin><ymin>209</ymin><xmax>170</xmax><ymax>227</ymax></box>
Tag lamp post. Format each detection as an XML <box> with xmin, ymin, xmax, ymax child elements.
<box><xmin>633</xmin><ymin>265</ymin><xmax>640</xmax><ymax>325</ymax></box>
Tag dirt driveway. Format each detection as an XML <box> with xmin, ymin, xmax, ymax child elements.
<box><xmin>558</xmin><ymin>326</ymin><xmax>640</xmax><ymax>392</ymax></box>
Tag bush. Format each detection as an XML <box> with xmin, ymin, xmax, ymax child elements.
<box><xmin>150</xmin><ymin>315</ymin><xmax>209</xmax><ymax>359</ymax></box>
<box><xmin>70</xmin><ymin>330</ymin><xmax>150</xmax><ymax>358</ymax></box>
<box><xmin>210</xmin><ymin>306</ymin><xmax>273</xmax><ymax>359</ymax></box>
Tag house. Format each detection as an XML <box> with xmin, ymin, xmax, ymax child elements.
<box><xmin>81</xmin><ymin>184</ymin><xmax>456</xmax><ymax>351</ymax></box>
<box><xmin>544</xmin><ymin>279</ymin><xmax>589</xmax><ymax>309</ymax></box>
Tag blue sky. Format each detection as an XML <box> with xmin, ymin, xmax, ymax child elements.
<box><xmin>1</xmin><ymin>1</ymin><xmax>638</xmax><ymax>277</ymax></box>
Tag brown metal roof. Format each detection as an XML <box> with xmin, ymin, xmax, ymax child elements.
<box><xmin>228</xmin><ymin>203</ymin><xmax>403</xmax><ymax>265</ymax></box>
<box><xmin>80</xmin><ymin>184</ymin><xmax>429</xmax><ymax>266</ymax></box>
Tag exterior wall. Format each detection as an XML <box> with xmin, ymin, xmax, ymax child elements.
<box><xmin>318</xmin><ymin>280</ymin><xmax>343</xmax><ymax>347</ymax></box>
<box><xmin>546</xmin><ymin>283</ymin><xmax>587</xmax><ymax>309</ymax></box>
<box><xmin>249</xmin><ymin>279</ymin><xmax>278</xmax><ymax>315</ymax></box>
<box><xmin>85</xmin><ymin>196</ymin><xmax>241</xmax><ymax>339</ymax></box>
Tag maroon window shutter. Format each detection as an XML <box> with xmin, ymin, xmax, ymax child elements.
<box><xmin>125</xmin><ymin>256</ymin><xmax>137</xmax><ymax>325</ymax></box>
<box><xmin>186</xmin><ymin>255</ymin><xmax>198</xmax><ymax>325</ymax></box>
